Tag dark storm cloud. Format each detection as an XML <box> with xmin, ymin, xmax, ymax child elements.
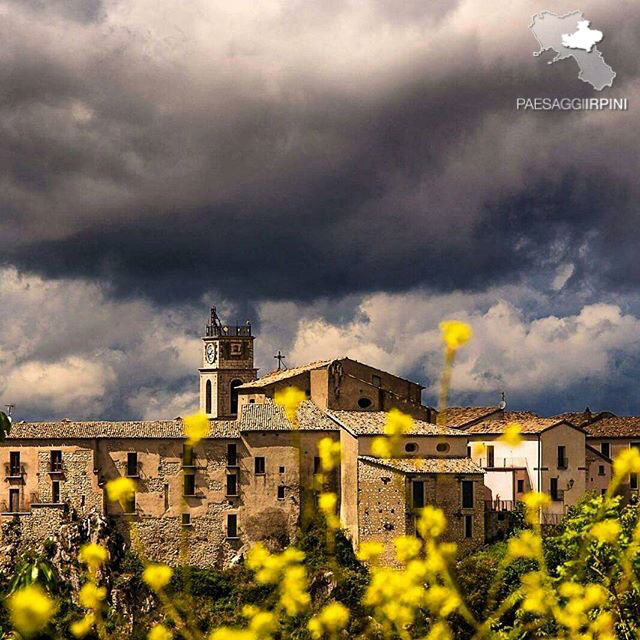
<box><xmin>0</xmin><ymin>0</ymin><xmax>638</xmax><ymax>306</ymax></box>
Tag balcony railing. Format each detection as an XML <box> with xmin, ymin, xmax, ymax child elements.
<box><xmin>49</xmin><ymin>461</ymin><xmax>64</xmax><ymax>474</ymax></box>
<box><xmin>478</xmin><ymin>457</ymin><xmax>528</xmax><ymax>469</ymax></box>
<box><xmin>206</xmin><ymin>324</ymin><xmax>251</xmax><ymax>337</ymax></box>
<box><xmin>4</xmin><ymin>463</ymin><xmax>25</xmax><ymax>478</ymax></box>
<box><xmin>541</xmin><ymin>512</ymin><xmax>565</xmax><ymax>525</ymax></box>
<box><xmin>485</xmin><ymin>499</ymin><xmax>514</xmax><ymax>512</ymax></box>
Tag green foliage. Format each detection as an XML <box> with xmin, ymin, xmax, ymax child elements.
<box><xmin>0</xmin><ymin>411</ymin><xmax>11</xmax><ymax>442</ymax></box>
<box><xmin>7</xmin><ymin>553</ymin><xmax>58</xmax><ymax>595</ymax></box>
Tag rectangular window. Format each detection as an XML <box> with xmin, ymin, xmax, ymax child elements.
<box><xmin>124</xmin><ymin>492</ymin><xmax>136</xmax><ymax>514</ymax></box>
<box><xmin>9</xmin><ymin>489</ymin><xmax>19</xmax><ymax>513</ymax></box>
<box><xmin>9</xmin><ymin>452</ymin><xmax>20</xmax><ymax>476</ymax></box>
<box><xmin>313</xmin><ymin>457</ymin><xmax>321</xmax><ymax>474</ymax></box>
<box><xmin>227</xmin><ymin>443</ymin><xmax>237</xmax><ymax>466</ymax></box>
<box><xmin>254</xmin><ymin>457</ymin><xmax>265</xmax><ymax>474</ymax></box>
<box><xmin>50</xmin><ymin>450</ymin><xmax>63</xmax><ymax>472</ymax></box>
<box><xmin>127</xmin><ymin>452</ymin><xmax>138</xmax><ymax>477</ymax></box>
<box><xmin>631</xmin><ymin>473</ymin><xmax>638</xmax><ymax>490</ymax></box>
<box><xmin>467</xmin><ymin>445</ymin><xmax>471</xmax><ymax>458</ymax></box>
<box><xmin>412</xmin><ymin>480</ymin><xmax>425</xmax><ymax>509</ymax></box>
<box><xmin>633</xmin><ymin>442</ymin><xmax>640</xmax><ymax>452</ymax></box>
<box><xmin>462</xmin><ymin>480</ymin><xmax>474</xmax><ymax>508</ymax></box>
<box><xmin>226</xmin><ymin>473</ymin><xmax>238</xmax><ymax>496</ymax></box>
<box><xmin>227</xmin><ymin>513</ymin><xmax>238</xmax><ymax>538</ymax></box>
<box><xmin>164</xmin><ymin>483</ymin><xmax>169</xmax><ymax>511</ymax></box>
<box><xmin>52</xmin><ymin>481</ymin><xmax>60</xmax><ymax>504</ymax></box>
<box><xmin>550</xmin><ymin>478</ymin><xmax>559</xmax><ymax>501</ymax></box>
<box><xmin>183</xmin><ymin>445</ymin><xmax>194</xmax><ymax>467</ymax></box>
<box><xmin>277</xmin><ymin>485</ymin><xmax>285</xmax><ymax>500</ymax></box>
<box><xmin>486</xmin><ymin>446</ymin><xmax>495</xmax><ymax>468</ymax></box>
<box><xmin>517</xmin><ymin>479</ymin><xmax>524</xmax><ymax>493</ymax></box>
<box><xmin>601</xmin><ymin>442</ymin><xmax>610</xmax><ymax>458</ymax></box>
<box><xmin>182</xmin><ymin>513</ymin><xmax>192</xmax><ymax>526</ymax></box>
<box><xmin>184</xmin><ymin>473</ymin><xmax>196</xmax><ymax>496</ymax></box>
<box><xmin>279</xmin><ymin>466</ymin><xmax>285</xmax><ymax>473</ymax></box>
<box><xmin>557</xmin><ymin>446</ymin><xmax>567</xmax><ymax>469</ymax></box>
<box><xmin>372</xmin><ymin>375</ymin><xmax>381</xmax><ymax>387</ymax></box>
<box><xmin>598</xmin><ymin>465</ymin><xmax>605</xmax><ymax>476</ymax></box>
<box><xmin>464</xmin><ymin>514</ymin><xmax>473</xmax><ymax>538</ymax></box>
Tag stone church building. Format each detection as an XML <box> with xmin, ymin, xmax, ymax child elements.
<box><xmin>0</xmin><ymin>309</ymin><xmax>486</xmax><ymax>567</ymax></box>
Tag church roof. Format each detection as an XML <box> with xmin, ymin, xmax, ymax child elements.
<box><xmin>359</xmin><ymin>455</ymin><xmax>484</xmax><ymax>474</ymax></box>
<box><xmin>239</xmin><ymin>400</ymin><xmax>338</xmax><ymax>431</ymax></box>
<box><xmin>236</xmin><ymin>360</ymin><xmax>334</xmax><ymax>389</ymax></box>
<box><xmin>327</xmin><ymin>411</ymin><xmax>463</xmax><ymax>437</ymax></box>
<box><xmin>5</xmin><ymin>419</ymin><xmax>240</xmax><ymax>440</ymax></box>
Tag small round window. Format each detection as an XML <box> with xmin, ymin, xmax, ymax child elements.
<box><xmin>436</xmin><ymin>443</ymin><xmax>450</xmax><ymax>453</ymax></box>
<box><xmin>358</xmin><ymin>397</ymin><xmax>372</xmax><ymax>408</ymax></box>
<box><xmin>405</xmin><ymin>442</ymin><xmax>418</xmax><ymax>453</ymax></box>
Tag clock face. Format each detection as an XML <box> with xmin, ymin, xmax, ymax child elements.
<box><xmin>205</xmin><ymin>342</ymin><xmax>217</xmax><ymax>364</ymax></box>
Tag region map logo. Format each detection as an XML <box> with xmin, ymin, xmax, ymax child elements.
<box><xmin>529</xmin><ymin>10</ymin><xmax>615</xmax><ymax>90</ymax></box>
<box><xmin>517</xmin><ymin>10</ymin><xmax>626</xmax><ymax>112</ymax></box>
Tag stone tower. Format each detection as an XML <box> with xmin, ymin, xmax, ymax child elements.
<box><xmin>199</xmin><ymin>307</ymin><xmax>257</xmax><ymax>418</ymax></box>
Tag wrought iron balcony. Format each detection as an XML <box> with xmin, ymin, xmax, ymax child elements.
<box><xmin>5</xmin><ymin>463</ymin><xmax>25</xmax><ymax>479</ymax></box>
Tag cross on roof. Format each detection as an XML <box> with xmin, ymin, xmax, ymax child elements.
<box><xmin>274</xmin><ymin>351</ymin><xmax>287</xmax><ymax>371</ymax></box>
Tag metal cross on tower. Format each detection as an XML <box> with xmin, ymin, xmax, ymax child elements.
<box><xmin>274</xmin><ymin>351</ymin><xmax>287</xmax><ymax>371</ymax></box>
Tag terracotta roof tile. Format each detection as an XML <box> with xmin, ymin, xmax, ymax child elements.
<box><xmin>239</xmin><ymin>400</ymin><xmax>337</xmax><ymax>431</ymax></box>
<box><xmin>236</xmin><ymin>360</ymin><xmax>333</xmax><ymax>389</ymax></box>
<box><xmin>327</xmin><ymin>411</ymin><xmax>464</xmax><ymax>436</ymax></box>
<box><xmin>584</xmin><ymin>417</ymin><xmax>640</xmax><ymax>439</ymax></box>
<box><xmin>465</xmin><ymin>417</ymin><xmax>568</xmax><ymax>435</ymax></box>
<box><xmin>439</xmin><ymin>406</ymin><xmax>503</xmax><ymax>427</ymax></box>
<box><xmin>6</xmin><ymin>419</ymin><xmax>240</xmax><ymax>440</ymax></box>
<box><xmin>359</xmin><ymin>455</ymin><xmax>484</xmax><ymax>474</ymax></box>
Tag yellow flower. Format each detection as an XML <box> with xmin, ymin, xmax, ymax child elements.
<box><xmin>148</xmin><ymin>624</ymin><xmax>173</xmax><ymax>640</ymax></box>
<box><xmin>417</xmin><ymin>506</ymin><xmax>447</xmax><ymax>539</ymax></box>
<box><xmin>424</xmin><ymin>585</ymin><xmax>460</xmax><ymax>618</ymax></box>
<box><xmin>426</xmin><ymin>621</ymin><xmax>453</xmax><ymax>640</ymax></box>
<box><xmin>105</xmin><ymin>476</ymin><xmax>135</xmax><ymax>507</ymax></box>
<box><xmin>78</xmin><ymin>583</ymin><xmax>106</xmax><ymax>609</ymax></box>
<box><xmin>506</xmin><ymin>530</ymin><xmax>541</xmax><ymax>560</ymax></box>
<box><xmin>274</xmin><ymin>386</ymin><xmax>306</xmax><ymax>426</ymax></box>
<box><xmin>318</xmin><ymin>492</ymin><xmax>339</xmax><ymax>529</ymax></box>
<box><xmin>590</xmin><ymin>519</ymin><xmax>621</xmax><ymax>544</ymax></box>
<box><xmin>143</xmin><ymin>564</ymin><xmax>174</xmax><ymax>591</ymax></box>
<box><xmin>249</xmin><ymin>611</ymin><xmax>277</xmax><ymax>637</ymax></box>
<box><xmin>520</xmin><ymin>572</ymin><xmax>550</xmax><ymax>616</ymax></box>
<box><xmin>471</xmin><ymin>442</ymin><xmax>486</xmax><ymax>457</ymax></box>
<box><xmin>384</xmin><ymin>409</ymin><xmax>414</xmax><ymax>437</ymax></box>
<box><xmin>317</xmin><ymin>437</ymin><xmax>341</xmax><ymax>472</ymax></box>
<box><xmin>499</xmin><ymin>422</ymin><xmax>523</xmax><ymax>447</ymax></box>
<box><xmin>357</xmin><ymin>541</ymin><xmax>386</xmax><ymax>562</ymax></box>
<box><xmin>246</xmin><ymin>543</ymin><xmax>270</xmax><ymax>571</ymax></box>
<box><xmin>371</xmin><ymin>436</ymin><xmax>392</xmax><ymax>458</ymax></box>
<box><xmin>8</xmin><ymin>585</ymin><xmax>57</xmax><ymax>636</ymax></box>
<box><xmin>439</xmin><ymin>321</ymin><xmax>472</xmax><ymax>351</ymax></box>
<box><xmin>70</xmin><ymin>614</ymin><xmax>95</xmax><ymax>638</ymax></box>
<box><xmin>522</xmin><ymin>491</ymin><xmax>551</xmax><ymax>524</ymax></box>
<box><xmin>209</xmin><ymin>629</ymin><xmax>257</xmax><ymax>640</ymax></box>
<box><xmin>183</xmin><ymin>414</ymin><xmax>209</xmax><ymax>445</ymax></box>
<box><xmin>280</xmin><ymin>565</ymin><xmax>310</xmax><ymax>615</ymax></box>
<box><xmin>613</xmin><ymin>448</ymin><xmax>640</xmax><ymax>478</ymax></box>
<box><xmin>78</xmin><ymin>543</ymin><xmax>108</xmax><ymax>570</ymax></box>
<box><xmin>393</xmin><ymin>536</ymin><xmax>422</xmax><ymax>563</ymax></box>
<box><xmin>308</xmin><ymin>602</ymin><xmax>350</xmax><ymax>638</ymax></box>
<box><xmin>242</xmin><ymin>605</ymin><xmax>259</xmax><ymax>618</ymax></box>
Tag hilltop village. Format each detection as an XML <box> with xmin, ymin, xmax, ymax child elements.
<box><xmin>0</xmin><ymin>309</ymin><xmax>635</xmax><ymax>568</ymax></box>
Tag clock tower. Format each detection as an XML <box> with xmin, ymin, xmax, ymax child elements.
<box><xmin>199</xmin><ymin>307</ymin><xmax>258</xmax><ymax>418</ymax></box>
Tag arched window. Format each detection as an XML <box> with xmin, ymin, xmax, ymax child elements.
<box><xmin>230</xmin><ymin>379</ymin><xmax>243</xmax><ymax>415</ymax></box>
<box><xmin>206</xmin><ymin>380</ymin><xmax>212</xmax><ymax>414</ymax></box>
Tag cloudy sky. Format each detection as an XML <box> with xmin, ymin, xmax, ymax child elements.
<box><xmin>1</xmin><ymin>0</ymin><xmax>640</xmax><ymax>421</ymax></box>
